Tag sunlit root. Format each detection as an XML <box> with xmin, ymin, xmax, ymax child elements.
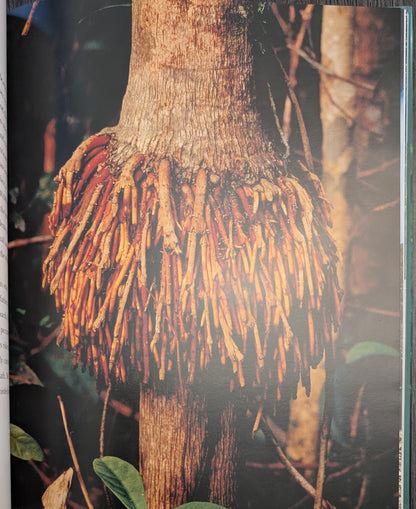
<box><xmin>43</xmin><ymin>136</ymin><xmax>341</xmax><ymax>401</ymax></box>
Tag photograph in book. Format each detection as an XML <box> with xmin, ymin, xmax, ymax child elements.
<box><xmin>7</xmin><ymin>3</ymin><xmax>412</xmax><ymax>509</ymax></box>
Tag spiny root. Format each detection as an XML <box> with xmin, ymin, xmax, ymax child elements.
<box><xmin>43</xmin><ymin>138</ymin><xmax>341</xmax><ymax>402</ymax></box>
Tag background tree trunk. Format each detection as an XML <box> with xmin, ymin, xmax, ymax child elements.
<box><xmin>285</xmin><ymin>6</ymin><xmax>356</xmax><ymax>476</ymax></box>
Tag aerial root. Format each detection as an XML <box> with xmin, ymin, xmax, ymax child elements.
<box><xmin>44</xmin><ymin>143</ymin><xmax>341</xmax><ymax>400</ymax></box>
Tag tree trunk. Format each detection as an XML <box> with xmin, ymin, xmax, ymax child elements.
<box><xmin>124</xmin><ymin>4</ymin><xmax>261</xmax><ymax>506</ymax></box>
<box><xmin>43</xmin><ymin>1</ymin><xmax>341</xmax><ymax>508</ymax></box>
<box><xmin>138</xmin><ymin>386</ymin><xmax>208</xmax><ymax>509</ymax></box>
<box><xmin>139</xmin><ymin>384</ymin><xmax>238</xmax><ymax>509</ymax></box>
<box><xmin>113</xmin><ymin>0</ymin><xmax>280</xmax><ymax>182</ymax></box>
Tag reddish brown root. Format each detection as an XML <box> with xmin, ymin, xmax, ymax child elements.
<box><xmin>43</xmin><ymin>136</ymin><xmax>341</xmax><ymax>402</ymax></box>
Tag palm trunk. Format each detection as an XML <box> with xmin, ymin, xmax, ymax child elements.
<box><xmin>139</xmin><ymin>384</ymin><xmax>238</xmax><ymax>509</ymax></box>
<box><xmin>138</xmin><ymin>386</ymin><xmax>208</xmax><ymax>508</ymax></box>
<box><xmin>43</xmin><ymin>2</ymin><xmax>341</xmax><ymax>507</ymax></box>
<box><xmin>115</xmin><ymin>0</ymin><xmax>280</xmax><ymax>181</ymax></box>
<box><xmin>123</xmin><ymin>3</ymin><xmax>261</xmax><ymax>506</ymax></box>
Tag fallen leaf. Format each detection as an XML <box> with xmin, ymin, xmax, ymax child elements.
<box><xmin>42</xmin><ymin>467</ymin><xmax>74</xmax><ymax>509</ymax></box>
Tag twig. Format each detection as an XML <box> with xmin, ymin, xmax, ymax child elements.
<box><xmin>28</xmin><ymin>459</ymin><xmax>50</xmax><ymax>485</ymax></box>
<box><xmin>261</xmin><ymin>416</ymin><xmax>336</xmax><ymax>509</ymax></box>
<box><xmin>350</xmin><ymin>384</ymin><xmax>366</xmax><ymax>440</ymax></box>
<box><xmin>57</xmin><ymin>395</ymin><xmax>94</xmax><ymax>509</ymax></box>
<box><xmin>277</xmin><ymin>56</ymin><xmax>314</xmax><ymax>171</ymax></box>
<box><xmin>320</xmin><ymin>80</ymin><xmax>382</xmax><ymax>137</ymax></box>
<box><xmin>282</xmin><ymin>6</ymin><xmax>314</xmax><ymax>138</ymax></box>
<box><xmin>286</xmin><ymin>44</ymin><xmax>375</xmax><ymax>92</ymax></box>
<box><xmin>30</xmin><ymin>325</ymin><xmax>60</xmax><ymax>356</ymax></box>
<box><xmin>314</xmin><ymin>346</ymin><xmax>335</xmax><ymax>509</ymax></box>
<box><xmin>99</xmin><ymin>383</ymin><xmax>115</xmax><ymax>509</ymax></box>
<box><xmin>271</xmin><ymin>3</ymin><xmax>290</xmax><ymax>36</ymax></box>
<box><xmin>288</xmin><ymin>449</ymin><xmax>395</xmax><ymax>509</ymax></box>
<box><xmin>8</xmin><ymin>234</ymin><xmax>53</xmax><ymax>249</ymax></box>
<box><xmin>373</xmin><ymin>198</ymin><xmax>399</xmax><ymax>212</ymax></box>
<box><xmin>259</xmin><ymin>21</ymin><xmax>314</xmax><ymax>171</ymax></box>
<box><xmin>356</xmin><ymin>158</ymin><xmax>399</xmax><ymax>179</ymax></box>
<box><xmin>21</xmin><ymin>0</ymin><xmax>40</xmax><ymax>36</ymax></box>
<box><xmin>246</xmin><ymin>461</ymin><xmax>340</xmax><ymax>470</ymax></box>
<box><xmin>347</xmin><ymin>303</ymin><xmax>400</xmax><ymax>318</ymax></box>
<box><xmin>100</xmin><ymin>389</ymin><xmax>140</xmax><ymax>421</ymax></box>
<box><xmin>267</xmin><ymin>83</ymin><xmax>290</xmax><ymax>161</ymax></box>
<box><xmin>100</xmin><ymin>383</ymin><xmax>112</xmax><ymax>458</ymax></box>
<box><xmin>354</xmin><ymin>473</ymin><xmax>369</xmax><ymax>509</ymax></box>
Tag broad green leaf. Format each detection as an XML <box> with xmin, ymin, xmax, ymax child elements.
<box><xmin>346</xmin><ymin>341</ymin><xmax>399</xmax><ymax>364</ymax></box>
<box><xmin>10</xmin><ymin>424</ymin><xmax>44</xmax><ymax>461</ymax></box>
<box><xmin>93</xmin><ymin>456</ymin><xmax>147</xmax><ymax>509</ymax></box>
<box><xmin>178</xmin><ymin>504</ymin><xmax>227</xmax><ymax>509</ymax></box>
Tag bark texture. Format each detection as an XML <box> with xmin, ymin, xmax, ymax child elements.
<box><xmin>139</xmin><ymin>385</ymin><xmax>238</xmax><ymax>509</ymax></box>
<box><xmin>209</xmin><ymin>402</ymin><xmax>238</xmax><ymax>508</ymax></box>
<box><xmin>115</xmin><ymin>0</ymin><xmax>281</xmax><ymax>182</ymax></box>
<box><xmin>139</xmin><ymin>386</ymin><xmax>208</xmax><ymax>509</ymax></box>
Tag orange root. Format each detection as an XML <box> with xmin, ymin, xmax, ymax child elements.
<box><xmin>43</xmin><ymin>138</ymin><xmax>341</xmax><ymax>401</ymax></box>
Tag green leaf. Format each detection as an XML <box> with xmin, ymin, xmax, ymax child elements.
<box><xmin>93</xmin><ymin>456</ymin><xmax>147</xmax><ymax>509</ymax></box>
<box><xmin>345</xmin><ymin>341</ymin><xmax>399</xmax><ymax>364</ymax></box>
<box><xmin>10</xmin><ymin>424</ymin><xmax>44</xmax><ymax>461</ymax></box>
<box><xmin>177</xmin><ymin>504</ymin><xmax>227</xmax><ymax>509</ymax></box>
<box><xmin>252</xmin><ymin>428</ymin><xmax>266</xmax><ymax>443</ymax></box>
<box><xmin>39</xmin><ymin>315</ymin><xmax>51</xmax><ymax>327</ymax></box>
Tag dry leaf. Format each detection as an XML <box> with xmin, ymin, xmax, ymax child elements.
<box><xmin>42</xmin><ymin>467</ymin><xmax>73</xmax><ymax>509</ymax></box>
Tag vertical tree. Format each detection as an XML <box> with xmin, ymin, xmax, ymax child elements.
<box><xmin>43</xmin><ymin>1</ymin><xmax>341</xmax><ymax>507</ymax></box>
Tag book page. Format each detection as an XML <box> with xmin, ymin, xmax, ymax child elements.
<box><xmin>6</xmin><ymin>4</ymin><xmax>411</xmax><ymax>509</ymax></box>
<box><xmin>0</xmin><ymin>1</ymin><xmax>11</xmax><ymax>508</ymax></box>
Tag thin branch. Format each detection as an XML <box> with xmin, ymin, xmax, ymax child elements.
<box><xmin>286</xmin><ymin>44</ymin><xmax>375</xmax><ymax>92</ymax></box>
<box><xmin>100</xmin><ymin>389</ymin><xmax>139</xmax><ymax>420</ymax></box>
<box><xmin>30</xmin><ymin>325</ymin><xmax>60</xmax><ymax>356</ymax></box>
<box><xmin>278</xmin><ymin>57</ymin><xmax>314</xmax><ymax>171</ymax></box>
<box><xmin>8</xmin><ymin>234</ymin><xmax>53</xmax><ymax>250</ymax></box>
<box><xmin>267</xmin><ymin>83</ymin><xmax>290</xmax><ymax>161</ymax></box>
<box><xmin>261</xmin><ymin>416</ymin><xmax>336</xmax><ymax>509</ymax></box>
<box><xmin>282</xmin><ymin>6</ymin><xmax>314</xmax><ymax>138</ymax></box>
<box><xmin>350</xmin><ymin>384</ymin><xmax>366</xmax><ymax>440</ymax></box>
<box><xmin>314</xmin><ymin>345</ymin><xmax>335</xmax><ymax>509</ymax></box>
<box><xmin>21</xmin><ymin>0</ymin><xmax>40</xmax><ymax>36</ymax></box>
<box><xmin>28</xmin><ymin>459</ymin><xmax>50</xmax><ymax>486</ymax></box>
<box><xmin>356</xmin><ymin>158</ymin><xmax>399</xmax><ymax>179</ymax></box>
<box><xmin>100</xmin><ymin>383</ymin><xmax>112</xmax><ymax>458</ymax></box>
<box><xmin>347</xmin><ymin>303</ymin><xmax>400</xmax><ymax>318</ymax></box>
<box><xmin>354</xmin><ymin>474</ymin><xmax>369</xmax><ymax>509</ymax></box>
<box><xmin>373</xmin><ymin>198</ymin><xmax>399</xmax><ymax>212</ymax></box>
<box><xmin>271</xmin><ymin>3</ymin><xmax>290</xmax><ymax>36</ymax></box>
<box><xmin>257</xmin><ymin>14</ymin><xmax>313</xmax><ymax>170</ymax></box>
<box><xmin>320</xmin><ymin>80</ymin><xmax>382</xmax><ymax>137</ymax></box>
<box><xmin>246</xmin><ymin>460</ymin><xmax>340</xmax><ymax>470</ymax></box>
<box><xmin>349</xmin><ymin>197</ymin><xmax>399</xmax><ymax>239</ymax></box>
<box><xmin>57</xmin><ymin>395</ymin><xmax>94</xmax><ymax>509</ymax></box>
